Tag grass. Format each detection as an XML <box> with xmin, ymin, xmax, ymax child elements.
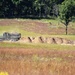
<box><xmin>0</xmin><ymin>26</ymin><xmax>75</xmax><ymax>40</ymax></box>
<box><xmin>0</xmin><ymin>19</ymin><xmax>75</xmax><ymax>39</ymax></box>
<box><xmin>41</xmin><ymin>18</ymin><xmax>75</xmax><ymax>25</ymax></box>
<box><xmin>0</xmin><ymin>59</ymin><xmax>75</xmax><ymax>75</ymax></box>
<box><xmin>0</xmin><ymin>45</ymin><xmax>75</xmax><ymax>75</ymax></box>
<box><xmin>0</xmin><ymin>19</ymin><xmax>75</xmax><ymax>75</ymax></box>
<box><xmin>0</xmin><ymin>26</ymin><xmax>41</xmax><ymax>37</ymax></box>
<box><xmin>0</xmin><ymin>42</ymin><xmax>75</xmax><ymax>50</ymax></box>
<box><xmin>41</xmin><ymin>19</ymin><xmax>59</xmax><ymax>24</ymax></box>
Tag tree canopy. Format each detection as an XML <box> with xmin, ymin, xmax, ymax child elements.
<box><xmin>59</xmin><ymin>0</ymin><xmax>75</xmax><ymax>34</ymax></box>
<box><xmin>0</xmin><ymin>0</ymin><xmax>64</xmax><ymax>18</ymax></box>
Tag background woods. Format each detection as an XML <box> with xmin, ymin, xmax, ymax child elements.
<box><xmin>0</xmin><ymin>0</ymin><xmax>64</xmax><ymax>18</ymax></box>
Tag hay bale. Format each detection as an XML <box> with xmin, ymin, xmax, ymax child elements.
<box><xmin>73</xmin><ymin>41</ymin><xmax>75</xmax><ymax>45</ymax></box>
<box><xmin>62</xmin><ymin>39</ymin><xmax>71</xmax><ymax>44</ymax></box>
<box><xmin>41</xmin><ymin>37</ymin><xmax>47</xmax><ymax>43</ymax></box>
<box><xmin>32</xmin><ymin>37</ymin><xmax>44</xmax><ymax>43</ymax></box>
<box><xmin>28</xmin><ymin>37</ymin><xmax>35</xmax><ymax>42</ymax></box>
<box><xmin>24</xmin><ymin>37</ymin><xmax>32</xmax><ymax>43</ymax></box>
<box><xmin>54</xmin><ymin>37</ymin><xmax>63</xmax><ymax>44</ymax></box>
<box><xmin>18</xmin><ymin>37</ymin><xmax>31</xmax><ymax>43</ymax></box>
<box><xmin>18</xmin><ymin>37</ymin><xmax>36</xmax><ymax>43</ymax></box>
<box><xmin>68</xmin><ymin>40</ymin><xmax>74</xmax><ymax>44</ymax></box>
<box><xmin>47</xmin><ymin>37</ymin><xmax>56</xmax><ymax>44</ymax></box>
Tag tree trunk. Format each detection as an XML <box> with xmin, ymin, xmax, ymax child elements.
<box><xmin>66</xmin><ymin>25</ymin><xmax>68</xmax><ymax>35</ymax></box>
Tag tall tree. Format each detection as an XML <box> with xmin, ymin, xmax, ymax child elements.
<box><xmin>59</xmin><ymin>0</ymin><xmax>75</xmax><ymax>35</ymax></box>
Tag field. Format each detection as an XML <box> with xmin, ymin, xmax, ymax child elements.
<box><xmin>0</xmin><ymin>19</ymin><xmax>75</xmax><ymax>75</ymax></box>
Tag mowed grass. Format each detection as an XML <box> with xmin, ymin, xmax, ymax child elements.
<box><xmin>0</xmin><ymin>26</ymin><xmax>40</xmax><ymax>37</ymax></box>
<box><xmin>0</xmin><ymin>42</ymin><xmax>75</xmax><ymax>50</ymax></box>
<box><xmin>0</xmin><ymin>25</ymin><xmax>75</xmax><ymax>40</ymax></box>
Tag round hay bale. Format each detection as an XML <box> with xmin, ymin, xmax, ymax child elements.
<box><xmin>62</xmin><ymin>38</ymin><xmax>74</xmax><ymax>44</ymax></box>
<box><xmin>41</xmin><ymin>37</ymin><xmax>47</xmax><ymax>43</ymax></box>
<box><xmin>28</xmin><ymin>37</ymin><xmax>35</xmax><ymax>42</ymax></box>
<box><xmin>32</xmin><ymin>37</ymin><xmax>44</xmax><ymax>43</ymax></box>
<box><xmin>68</xmin><ymin>40</ymin><xmax>74</xmax><ymax>44</ymax></box>
<box><xmin>73</xmin><ymin>41</ymin><xmax>75</xmax><ymax>45</ymax></box>
<box><xmin>18</xmin><ymin>37</ymin><xmax>31</xmax><ymax>43</ymax></box>
<box><xmin>62</xmin><ymin>39</ymin><xmax>68</xmax><ymax>44</ymax></box>
<box><xmin>54</xmin><ymin>37</ymin><xmax>63</xmax><ymax>44</ymax></box>
<box><xmin>47</xmin><ymin>37</ymin><xmax>56</xmax><ymax>44</ymax></box>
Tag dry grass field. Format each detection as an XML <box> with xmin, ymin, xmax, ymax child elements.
<box><xmin>0</xmin><ymin>47</ymin><xmax>75</xmax><ymax>75</ymax></box>
<box><xmin>0</xmin><ymin>19</ymin><xmax>75</xmax><ymax>75</ymax></box>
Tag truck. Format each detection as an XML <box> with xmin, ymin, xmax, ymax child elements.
<box><xmin>0</xmin><ymin>32</ymin><xmax>21</xmax><ymax>41</ymax></box>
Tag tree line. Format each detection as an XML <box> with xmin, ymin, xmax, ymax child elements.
<box><xmin>0</xmin><ymin>0</ymin><xmax>64</xmax><ymax>18</ymax></box>
<box><xmin>0</xmin><ymin>0</ymin><xmax>75</xmax><ymax>35</ymax></box>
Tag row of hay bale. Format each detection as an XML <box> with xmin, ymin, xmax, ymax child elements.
<box><xmin>19</xmin><ymin>37</ymin><xmax>75</xmax><ymax>45</ymax></box>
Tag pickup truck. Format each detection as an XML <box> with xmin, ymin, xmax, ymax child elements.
<box><xmin>0</xmin><ymin>32</ymin><xmax>21</xmax><ymax>41</ymax></box>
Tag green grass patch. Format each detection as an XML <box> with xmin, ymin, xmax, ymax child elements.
<box><xmin>0</xmin><ymin>42</ymin><xmax>75</xmax><ymax>50</ymax></box>
<box><xmin>0</xmin><ymin>26</ymin><xmax>41</xmax><ymax>37</ymax></box>
<box><xmin>41</xmin><ymin>19</ymin><xmax>75</xmax><ymax>28</ymax></box>
<box><xmin>0</xmin><ymin>26</ymin><xmax>75</xmax><ymax>40</ymax></box>
<box><xmin>41</xmin><ymin>19</ymin><xmax>59</xmax><ymax>23</ymax></box>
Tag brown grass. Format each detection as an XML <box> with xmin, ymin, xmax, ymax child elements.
<box><xmin>0</xmin><ymin>60</ymin><xmax>75</xmax><ymax>75</ymax></box>
<box><xmin>0</xmin><ymin>47</ymin><xmax>75</xmax><ymax>75</ymax></box>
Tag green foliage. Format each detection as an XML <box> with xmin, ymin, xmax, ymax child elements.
<box><xmin>59</xmin><ymin>0</ymin><xmax>75</xmax><ymax>34</ymax></box>
<box><xmin>59</xmin><ymin>0</ymin><xmax>75</xmax><ymax>25</ymax></box>
<box><xmin>0</xmin><ymin>0</ymin><xmax>64</xmax><ymax>18</ymax></box>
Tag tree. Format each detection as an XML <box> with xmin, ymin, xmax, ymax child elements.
<box><xmin>0</xmin><ymin>0</ymin><xmax>15</xmax><ymax>18</ymax></box>
<box><xmin>33</xmin><ymin>0</ymin><xmax>44</xmax><ymax>17</ymax></box>
<box><xmin>59</xmin><ymin>0</ymin><xmax>75</xmax><ymax>35</ymax></box>
<box><xmin>0</xmin><ymin>0</ymin><xmax>65</xmax><ymax>18</ymax></box>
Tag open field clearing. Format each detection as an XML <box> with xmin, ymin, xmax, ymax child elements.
<box><xmin>0</xmin><ymin>19</ymin><xmax>75</xmax><ymax>35</ymax></box>
<box><xmin>0</xmin><ymin>19</ymin><xmax>75</xmax><ymax>75</ymax></box>
<box><xmin>0</xmin><ymin>19</ymin><xmax>75</xmax><ymax>40</ymax></box>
